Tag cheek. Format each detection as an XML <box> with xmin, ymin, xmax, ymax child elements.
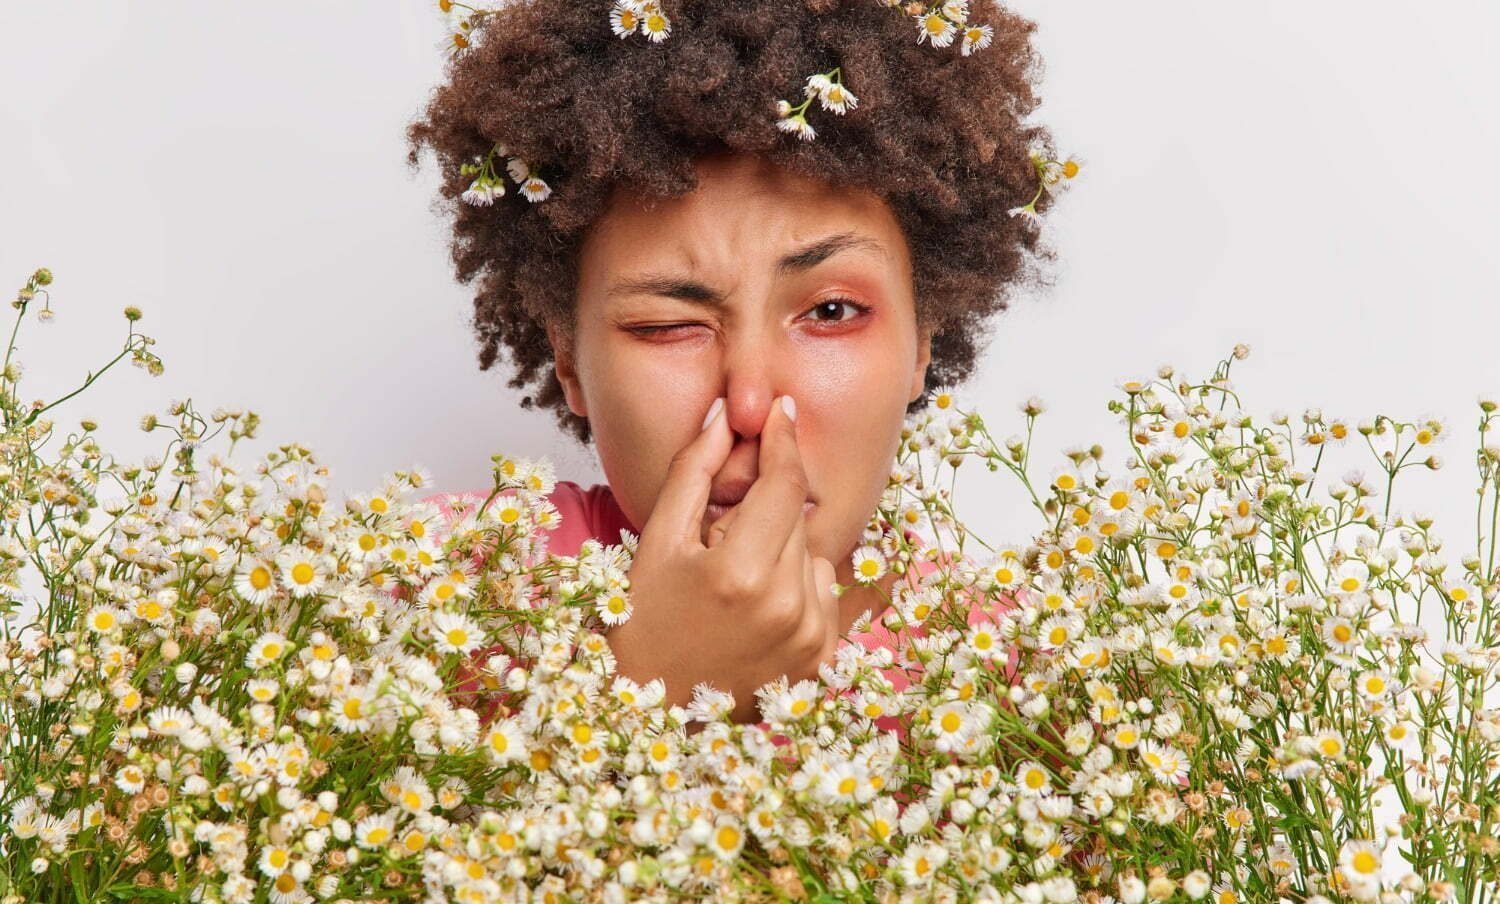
<box><xmin>793</xmin><ymin>345</ymin><xmax>911</xmax><ymax>559</ymax></box>
<box><xmin>585</xmin><ymin>379</ymin><xmax>709</xmax><ymax>532</ymax></box>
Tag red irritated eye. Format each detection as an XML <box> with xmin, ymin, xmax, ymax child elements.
<box><xmin>805</xmin><ymin>297</ymin><xmax>871</xmax><ymax>327</ymax></box>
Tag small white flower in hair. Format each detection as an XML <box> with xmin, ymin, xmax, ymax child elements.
<box><xmin>960</xmin><ymin>23</ymin><xmax>994</xmax><ymax>56</ymax></box>
<box><xmin>775</xmin><ymin>112</ymin><xmax>816</xmax><ymax>142</ymax></box>
<box><xmin>915</xmin><ymin>11</ymin><xmax>957</xmax><ymax>48</ymax></box>
<box><xmin>639</xmin><ymin>3</ymin><xmax>672</xmax><ymax>42</ymax></box>
<box><xmin>819</xmin><ymin>82</ymin><xmax>858</xmax><ymax>115</ymax></box>
<box><xmin>804</xmin><ymin>73</ymin><xmax>833</xmax><ymax>99</ymax></box>
<box><xmin>520</xmin><ymin>176</ymin><xmax>552</xmax><ymax>203</ymax></box>
<box><xmin>608</xmin><ymin>0</ymin><xmax>644</xmax><ymax>38</ymax></box>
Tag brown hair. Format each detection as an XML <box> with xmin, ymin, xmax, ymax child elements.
<box><xmin>406</xmin><ymin>0</ymin><xmax>1060</xmax><ymax>446</ymax></box>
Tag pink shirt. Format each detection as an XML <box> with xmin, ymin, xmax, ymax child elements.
<box><xmin>423</xmin><ymin>481</ymin><xmax>1019</xmax><ymax>734</ymax></box>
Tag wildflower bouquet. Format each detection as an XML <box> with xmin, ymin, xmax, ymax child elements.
<box><xmin>2</xmin><ymin>267</ymin><xmax>1496</xmax><ymax>904</ymax></box>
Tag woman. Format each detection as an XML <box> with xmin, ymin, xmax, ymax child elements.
<box><xmin>407</xmin><ymin>0</ymin><xmax>1058</xmax><ymax>723</ymax></box>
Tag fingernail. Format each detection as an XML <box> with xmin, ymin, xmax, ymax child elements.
<box><xmin>780</xmin><ymin>395</ymin><xmax>797</xmax><ymax>422</ymax></box>
<box><xmin>701</xmin><ymin>397</ymin><xmax>725</xmax><ymax>431</ymax></box>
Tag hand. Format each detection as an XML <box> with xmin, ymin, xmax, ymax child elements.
<box><xmin>606</xmin><ymin>395</ymin><xmax>840</xmax><ymax>724</ymax></box>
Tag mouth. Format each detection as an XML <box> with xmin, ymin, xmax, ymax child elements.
<box><xmin>704</xmin><ymin>497</ymin><xmax>815</xmax><ymax>525</ymax></box>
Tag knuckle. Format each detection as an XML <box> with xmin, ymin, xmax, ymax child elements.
<box><xmin>764</xmin><ymin>597</ymin><xmax>802</xmax><ymax>638</ymax></box>
<box><xmin>714</xmin><ymin>564</ymin><xmax>767</xmax><ymax>602</ymax></box>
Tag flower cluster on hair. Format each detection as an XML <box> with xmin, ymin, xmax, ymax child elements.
<box><xmin>437</xmin><ymin>0</ymin><xmax>1082</xmax><ymax>221</ymax></box>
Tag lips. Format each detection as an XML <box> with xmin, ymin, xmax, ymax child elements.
<box><xmin>704</xmin><ymin>475</ymin><xmax>814</xmax><ymax>526</ymax></box>
<box><xmin>708</xmin><ymin>477</ymin><xmax>755</xmax><ymax>507</ymax></box>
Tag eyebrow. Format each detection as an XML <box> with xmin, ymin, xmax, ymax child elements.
<box><xmin>604</xmin><ymin>231</ymin><xmax>886</xmax><ymax>307</ymax></box>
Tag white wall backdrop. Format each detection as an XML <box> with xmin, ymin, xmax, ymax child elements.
<box><xmin>2</xmin><ymin>1</ymin><xmax>1497</xmax><ymax>557</ymax></box>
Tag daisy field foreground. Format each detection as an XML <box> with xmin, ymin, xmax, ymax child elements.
<box><xmin>1</xmin><ymin>268</ymin><xmax>1497</xmax><ymax>903</ymax></box>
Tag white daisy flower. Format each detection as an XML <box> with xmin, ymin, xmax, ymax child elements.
<box><xmin>708</xmin><ymin>817</ymin><xmax>746</xmax><ymax>860</ymax></box>
<box><xmin>595</xmin><ymin>586</ymin><xmax>632</xmax><ymax>626</ymax></box>
<box><xmin>1014</xmin><ymin>759</ymin><xmax>1052</xmax><ymax>796</ymax></box>
<box><xmin>114</xmin><ymin>764</ymin><xmax>147</xmax><ymax>795</ymax></box>
<box><xmin>639</xmin><ymin>6</ymin><xmax>671</xmax><ymax>42</ymax></box>
<box><xmin>898</xmin><ymin>842</ymin><xmax>948</xmax><ymax>886</ymax></box>
<box><xmin>1137</xmin><ymin>739</ymin><xmax>1188</xmax><ymax>786</ymax></box>
<box><xmin>960</xmin><ymin>23</ymin><xmax>994</xmax><ymax>56</ymax></box>
<box><xmin>245</xmin><ymin>632</ymin><xmax>290</xmax><ymax>669</ymax></box>
<box><xmin>386</xmin><ymin>769</ymin><xmax>434</xmax><ymax>815</ymax></box>
<box><xmin>484</xmin><ymin>719</ymin><xmax>527</xmax><ymax>765</ymax></box>
<box><xmin>1321</xmin><ymin>614</ymin><xmax>1361</xmax><ymax>654</ymax></box>
<box><xmin>148</xmin><ymin>706</ymin><xmax>193</xmax><ymax>737</ymax></box>
<box><xmin>965</xmin><ymin>622</ymin><xmax>1003</xmax><ymax>660</ymax></box>
<box><xmin>816</xmin><ymin>760</ymin><xmax>869</xmax><ymax>805</ymax></box>
<box><xmin>436</xmin><ymin>776</ymin><xmax>470</xmax><ymax>810</ymax></box>
<box><xmin>1355</xmin><ymin>669</ymin><xmax>1394</xmax><ymax>700</ymax></box>
<box><xmin>775</xmin><ymin>112</ymin><xmax>816</xmax><ymax>142</ymax></box>
<box><xmin>818</xmin><ymin>82</ymin><xmax>858</xmax><ymax>115</ymax></box>
<box><xmin>85</xmin><ymin>606</ymin><xmax>123</xmax><ymax>634</ymax></box>
<box><xmin>430</xmin><ymin>611</ymin><xmax>483</xmax><ymax>656</ymax></box>
<box><xmin>763</xmin><ymin>678</ymin><xmax>820</xmax><ymax>722</ymax></box>
<box><xmin>1048</xmin><ymin>465</ymin><xmax>1085</xmax><ymax>494</ymax></box>
<box><xmin>1150</xmin><ymin>635</ymin><xmax>1186</xmax><ymax>667</ymax></box>
<box><xmin>1109</xmin><ymin>722</ymin><xmax>1143</xmax><ymax>750</ymax></box>
<box><xmin>914</xmin><ymin>11</ymin><xmax>957</xmax><ymax>48</ymax></box>
<box><xmin>520</xmin><ymin>176</ymin><xmax>552</xmax><ymax>203</ymax></box>
<box><xmin>1038</xmin><ymin>614</ymin><xmax>1082</xmax><ymax>651</ymax></box>
<box><xmin>275</xmin><ymin>544</ymin><xmax>328</xmax><ymax>599</ymax></box>
<box><xmin>644</xmin><ymin>734</ymin><xmax>678</xmax><ymax>773</ymax></box>
<box><xmin>460</xmin><ymin>177</ymin><xmax>502</xmax><ymax>206</ymax></box>
<box><xmin>1383</xmin><ymin>719</ymin><xmax>1414</xmax><ymax>746</ymax></box>
<box><xmin>608</xmin><ymin>0</ymin><xmax>643</xmax><ymax>39</ymax></box>
<box><xmin>233</xmin><ymin>558</ymin><xmax>277</xmax><ymax>606</ymax></box>
<box><xmin>850</xmin><ymin>545</ymin><xmax>886</xmax><ymax>583</ymax></box>
<box><xmin>1312</xmin><ymin>729</ymin><xmax>1346</xmax><ymax>760</ymax></box>
<box><xmin>245</xmin><ymin>678</ymin><xmax>279</xmax><ymax>704</ymax></box>
<box><xmin>1331</xmin><ymin>561</ymin><xmax>1369</xmax><ymax>597</ymax></box>
<box><xmin>803</xmin><ymin>73</ymin><xmax>833</xmax><ymax>99</ymax></box>
<box><xmin>684</xmin><ymin>683</ymin><xmax>736</xmax><ymax>722</ymax></box>
<box><xmin>929</xmin><ymin>701</ymin><xmax>979</xmax><ymax>752</ymax></box>
<box><xmin>1338</xmin><ymin>839</ymin><xmax>1384</xmax><ymax>891</ymax></box>
<box><xmin>941</xmin><ymin>1</ymin><xmax>970</xmax><ymax>23</ymax></box>
<box><xmin>257</xmin><ymin>844</ymin><xmax>293</xmax><ymax>877</ymax></box>
<box><xmin>355</xmin><ymin>811</ymin><xmax>397</xmax><ymax>849</ymax></box>
<box><xmin>331</xmin><ymin>686</ymin><xmax>374</xmax><ymax>733</ymax></box>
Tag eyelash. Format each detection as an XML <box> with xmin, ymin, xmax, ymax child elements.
<box><xmin>627</xmin><ymin>298</ymin><xmax>872</xmax><ymax>337</ymax></box>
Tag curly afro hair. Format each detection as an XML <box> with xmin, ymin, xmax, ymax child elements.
<box><xmin>406</xmin><ymin>0</ymin><xmax>1061</xmax><ymax>446</ymax></box>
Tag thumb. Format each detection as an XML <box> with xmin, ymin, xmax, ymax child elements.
<box><xmin>704</xmin><ymin>500</ymin><xmax>740</xmax><ymax>549</ymax></box>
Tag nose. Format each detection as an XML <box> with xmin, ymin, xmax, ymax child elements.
<box><xmin>718</xmin><ymin>324</ymin><xmax>791</xmax><ymax>443</ymax></box>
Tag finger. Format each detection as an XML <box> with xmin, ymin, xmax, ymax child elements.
<box><xmin>722</xmin><ymin>395</ymin><xmax>809</xmax><ymax>565</ymax></box>
<box><xmin>775</xmin><ymin>490</ymin><xmax>811</xmax><ymax>572</ymax></box>
<box><xmin>643</xmin><ymin>397</ymin><xmax>735</xmax><ymax>548</ymax></box>
<box><xmin>812</xmin><ymin>554</ymin><xmax>841</xmax><ymax>649</ymax></box>
<box><xmin>792</xmin><ymin>547</ymin><xmax>842</xmax><ymax>663</ymax></box>
<box><xmin>705</xmin><ymin>501</ymin><xmax>740</xmax><ymax>549</ymax></box>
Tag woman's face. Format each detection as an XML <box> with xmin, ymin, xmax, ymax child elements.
<box><xmin>548</xmin><ymin>151</ymin><xmax>931</xmax><ymax>587</ymax></box>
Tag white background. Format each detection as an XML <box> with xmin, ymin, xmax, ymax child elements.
<box><xmin>2</xmin><ymin>1</ymin><xmax>1497</xmax><ymax>555</ymax></box>
<box><xmin>3</xmin><ymin>2</ymin><xmax>1499</xmax><ymax>884</ymax></box>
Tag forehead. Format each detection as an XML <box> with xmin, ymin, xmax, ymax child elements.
<box><xmin>578</xmin><ymin>153</ymin><xmax>910</xmax><ymax>282</ymax></box>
